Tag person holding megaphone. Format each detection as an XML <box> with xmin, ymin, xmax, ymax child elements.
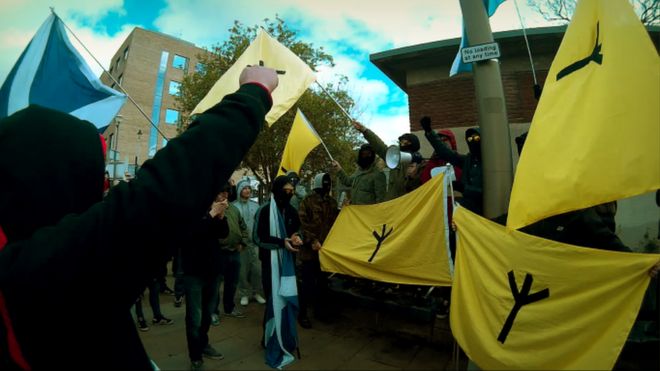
<box><xmin>351</xmin><ymin>121</ymin><xmax>423</xmax><ymax>201</ymax></box>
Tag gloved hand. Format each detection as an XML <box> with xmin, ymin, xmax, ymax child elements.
<box><xmin>420</xmin><ymin>116</ymin><xmax>432</xmax><ymax>133</ymax></box>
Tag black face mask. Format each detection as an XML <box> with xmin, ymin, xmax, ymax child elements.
<box><xmin>357</xmin><ymin>155</ymin><xmax>374</xmax><ymax>169</ymax></box>
<box><xmin>468</xmin><ymin>141</ymin><xmax>482</xmax><ymax>158</ymax></box>
<box><xmin>399</xmin><ymin>144</ymin><xmax>414</xmax><ymax>153</ymax></box>
<box><xmin>272</xmin><ymin>175</ymin><xmax>293</xmax><ymax>207</ymax></box>
<box><xmin>275</xmin><ymin>192</ymin><xmax>293</xmax><ymax>207</ymax></box>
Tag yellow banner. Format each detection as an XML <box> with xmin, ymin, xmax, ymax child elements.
<box><xmin>277</xmin><ymin>109</ymin><xmax>321</xmax><ymax>176</ymax></box>
<box><xmin>192</xmin><ymin>29</ymin><xmax>316</xmax><ymax>126</ymax></box>
<box><xmin>320</xmin><ymin>172</ymin><xmax>452</xmax><ymax>286</ymax></box>
<box><xmin>451</xmin><ymin>207</ymin><xmax>659</xmax><ymax>370</ymax></box>
<box><xmin>507</xmin><ymin>0</ymin><xmax>660</xmax><ymax>229</ymax></box>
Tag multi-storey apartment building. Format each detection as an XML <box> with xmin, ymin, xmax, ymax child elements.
<box><xmin>100</xmin><ymin>28</ymin><xmax>208</xmax><ymax>180</ymax></box>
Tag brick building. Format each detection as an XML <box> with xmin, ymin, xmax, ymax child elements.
<box><xmin>100</xmin><ymin>28</ymin><xmax>208</xmax><ymax>181</ymax></box>
<box><xmin>371</xmin><ymin>25</ymin><xmax>659</xmax><ymax>163</ymax></box>
<box><xmin>370</xmin><ymin>25</ymin><xmax>660</xmax><ymax>249</ymax></box>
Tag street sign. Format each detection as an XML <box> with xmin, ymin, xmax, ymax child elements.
<box><xmin>461</xmin><ymin>42</ymin><xmax>501</xmax><ymax>63</ymax></box>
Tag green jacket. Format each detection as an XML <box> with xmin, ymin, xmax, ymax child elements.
<box><xmin>362</xmin><ymin>129</ymin><xmax>419</xmax><ymax>201</ymax></box>
<box><xmin>218</xmin><ymin>204</ymin><xmax>249</xmax><ymax>251</ymax></box>
<box><xmin>337</xmin><ymin>162</ymin><xmax>386</xmax><ymax>205</ymax></box>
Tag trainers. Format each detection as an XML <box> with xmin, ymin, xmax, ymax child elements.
<box><xmin>153</xmin><ymin>316</ymin><xmax>174</xmax><ymax>325</ymax></box>
<box><xmin>160</xmin><ymin>286</ymin><xmax>175</xmax><ymax>296</ymax></box>
<box><xmin>202</xmin><ymin>345</ymin><xmax>224</xmax><ymax>360</ymax></box>
<box><xmin>224</xmin><ymin>309</ymin><xmax>246</xmax><ymax>318</ymax></box>
<box><xmin>190</xmin><ymin>359</ymin><xmax>203</xmax><ymax>370</ymax></box>
<box><xmin>174</xmin><ymin>296</ymin><xmax>183</xmax><ymax>307</ymax></box>
<box><xmin>240</xmin><ymin>296</ymin><xmax>249</xmax><ymax>306</ymax></box>
<box><xmin>211</xmin><ymin>313</ymin><xmax>220</xmax><ymax>326</ymax></box>
<box><xmin>254</xmin><ymin>293</ymin><xmax>266</xmax><ymax>304</ymax></box>
<box><xmin>137</xmin><ymin>318</ymin><xmax>150</xmax><ymax>332</ymax></box>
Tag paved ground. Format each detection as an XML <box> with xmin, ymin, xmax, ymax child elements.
<box><xmin>139</xmin><ymin>288</ymin><xmax>461</xmax><ymax>371</ymax></box>
<box><xmin>138</xmin><ymin>276</ymin><xmax>658</xmax><ymax>371</ymax></box>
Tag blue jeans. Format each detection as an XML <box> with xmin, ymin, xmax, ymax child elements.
<box><xmin>184</xmin><ymin>274</ymin><xmax>221</xmax><ymax>361</ymax></box>
<box><xmin>213</xmin><ymin>250</ymin><xmax>241</xmax><ymax>314</ymax></box>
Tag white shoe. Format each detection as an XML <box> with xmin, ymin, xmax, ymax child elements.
<box><xmin>240</xmin><ymin>296</ymin><xmax>249</xmax><ymax>306</ymax></box>
<box><xmin>254</xmin><ymin>293</ymin><xmax>266</xmax><ymax>304</ymax></box>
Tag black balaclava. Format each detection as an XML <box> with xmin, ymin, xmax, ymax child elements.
<box><xmin>285</xmin><ymin>171</ymin><xmax>300</xmax><ymax>187</ymax></box>
<box><xmin>398</xmin><ymin>133</ymin><xmax>420</xmax><ymax>153</ymax></box>
<box><xmin>357</xmin><ymin>143</ymin><xmax>375</xmax><ymax>169</ymax></box>
<box><xmin>272</xmin><ymin>175</ymin><xmax>293</xmax><ymax>208</ymax></box>
<box><xmin>465</xmin><ymin>127</ymin><xmax>482</xmax><ymax>159</ymax></box>
<box><xmin>0</xmin><ymin>105</ymin><xmax>105</xmax><ymax>243</ymax></box>
<box><xmin>312</xmin><ymin>173</ymin><xmax>331</xmax><ymax>196</ymax></box>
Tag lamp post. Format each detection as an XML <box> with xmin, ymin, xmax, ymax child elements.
<box><xmin>135</xmin><ymin>129</ymin><xmax>142</xmax><ymax>175</ymax></box>
<box><xmin>112</xmin><ymin>115</ymin><xmax>123</xmax><ymax>182</ymax></box>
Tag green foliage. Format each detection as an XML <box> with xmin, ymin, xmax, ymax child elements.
<box><xmin>177</xmin><ymin>16</ymin><xmax>362</xmax><ymax>194</ymax></box>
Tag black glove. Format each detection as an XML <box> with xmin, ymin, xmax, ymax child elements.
<box><xmin>420</xmin><ymin>116</ymin><xmax>432</xmax><ymax>132</ymax></box>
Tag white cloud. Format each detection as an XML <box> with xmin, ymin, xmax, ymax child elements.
<box><xmin>0</xmin><ymin>0</ymin><xmax>128</xmax><ymax>83</ymax></box>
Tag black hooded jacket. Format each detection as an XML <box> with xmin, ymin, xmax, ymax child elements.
<box><xmin>424</xmin><ymin>127</ymin><xmax>483</xmax><ymax>215</ymax></box>
<box><xmin>0</xmin><ymin>83</ymin><xmax>270</xmax><ymax>369</ymax></box>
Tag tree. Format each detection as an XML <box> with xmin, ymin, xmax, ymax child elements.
<box><xmin>527</xmin><ymin>0</ymin><xmax>659</xmax><ymax>25</ymax></box>
<box><xmin>177</xmin><ymin>16</ymin><xmax>362</xmax><ymax>197</ymax></box>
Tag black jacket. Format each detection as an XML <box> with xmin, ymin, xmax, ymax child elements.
<box><xmin>0</xmin><ymin>83</ymin><xmax>270</xmax><ymax>369</ymax></box>
<box><xmin>253</xmin><ymin>202</ymin><xmax>301</xmax><ymax>262</ymax></box>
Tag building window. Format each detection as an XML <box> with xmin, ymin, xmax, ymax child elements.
<box><xmin>109</xmin><ymin>65</ymin><xmax>114</xmax><ymax>74</ymax></box>
<box><xmin>115</xmin><ymin>57</ymin><xmax>121</xmax><ymax>69</ymax></box>
<box><xmin>118</xmin><ymin>74</ymin><xmax>123</xmax><ymax>85</ymax></box>
<box><xmin>123</xmin><ymin>47</ymin><xmax>129</xmax><ymax>59</ymax></box>
<box><xmin>168</xmin><ymin>81</ymin><xmax>181</xmax><ymax>96</ymax></box>
<box><xmin>172</xmin><ymin>55</ymin><xmax>188</xmax><ymax>70</ymax></box>
<box><xmin>195</xmin><ymin>62</ymin><xmax>205</xmax><ymax>73</ymax></box>
<box><xmin>165</xmin><ymin>109</ymin><xmax>180</xmax><ymax>125</ymax></box>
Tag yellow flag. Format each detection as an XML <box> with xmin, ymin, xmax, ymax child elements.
<box><xmin>507</xmin><ymin>0</ymin><xmax>660</xmax><ymax>229</ymax></box>
<box><xmin>451</xmin><ymin>207</ymin><xmax>659</xmax><ymax>370</ymax></box>
<box><xmin>191</xmin><ymin>29</ymin><xmax>316</xmax><ymax>126</ymax></box>
<box><xmin>277</xmin><ymin>109</ymin><xmax>322</xmax><ymax>176</ymax></box>
<box><xmin>320</xmin><ymin>172</ymin><xmax>452</xmax><ymax>286</ymax></box>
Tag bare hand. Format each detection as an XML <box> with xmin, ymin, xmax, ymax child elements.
<box><xmin>352</xmin><ymin>121</ymin><xmax>366</xmax><ymax>133</ymax></box>
<box><xmin>239</xmin><ymin>66</ymin><xmax>278</xmax><ymax>93</ymax></box>
<box><xmin>331</xmin><ymin>160</ymin><xmax>342</xmax><ymax>172</ymax></box>
<box><xmin>342</xmin><ymin>198</ymin><xmax>351</xmax><ymax>207</ymax></box>
<box><xmin>290</xmin><ymin>233</ymin><xmax>303</xmax><ymax>247</ymax></box>
<box><xmin>284</xmin><ymin>239</ymin><xmax>300</xmax><ymax>253</ymax></box>
<box><xmin>451</xmin><ymin>221</ymin><xmax>457</xmax><ymax>232</ymax></box>
<box><xmin>210</xmin><ymin>198</ymin><xmax>229</xmax><ymax>219</ymax></box>
<box><xmin>312</xmin><ymin>240</ymin><xmax>322</xmax><ymax>251</ymax></box>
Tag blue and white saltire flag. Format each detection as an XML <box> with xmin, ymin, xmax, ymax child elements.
<box><xmin>264</xmin><ymin>195</ymin><xmax>299</xmax><ymax>369</ymax></box>
<box><xmin>450</xmin><ymin>0</ymin><xmax>507</xmax><ymax>76</ymax></box>
<box><xmin>0</xmin><ymin>13</ymin><xmax>126</xmax><ymax>131</ymax></box>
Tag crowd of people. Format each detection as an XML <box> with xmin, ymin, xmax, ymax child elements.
<box><xmin>0</xmin><ymin>63</ymin><xmax>657</xmax><ymax>371</ymax></box>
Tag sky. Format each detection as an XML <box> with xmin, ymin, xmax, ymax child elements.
<box><xmin>0</xmin><ymin>0</ymin><xmax>558</xmax><ymax>144</ymax></box>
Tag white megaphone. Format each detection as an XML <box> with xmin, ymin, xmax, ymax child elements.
<box><xmin>385</xmin><ymin>145</ymin><xmax>412</xmax><ymax>169</ymax></box>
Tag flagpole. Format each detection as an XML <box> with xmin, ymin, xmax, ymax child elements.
<box><xmin>315</xmin><ymin>81</ymin><xmax>354</xmax><ymax>123</ymax></box>
<box><xmin>53</xmin><ymin>9</ymin><xmax>170</xmax><ymax>140</ymax></box>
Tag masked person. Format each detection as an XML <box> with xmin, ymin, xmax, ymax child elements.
<box><xmin>421</xmin><ymin>116</ymin><xmax>483</xmax><ymax>215</ymax></box>
<box><xmin>0</xmin><ymin>66</ymin><xmax>277</xmax><ymax>370</ymax></box>
<box><xmin>352</xmin><ymin>122</ymin><xmax>422</xmax><ymax>201</ymax></box>
<box><xmin>297</xmin><ymin>173</ymin><xmax>339</xmax><ymax>328</ymax></box>
<box><xmin>284</xmin><ymin>171</ymin><xmax>306</xmax><ymax>211</ymax></box>
<box><xmin>332</xmin><ymin>144</ymin><xmax>386</xmax><ymax>205</ymax></box>
<box><xmin>253</xmin><ymin>176</ymin><xmax>303</xmax><ymax>340</ymax></box>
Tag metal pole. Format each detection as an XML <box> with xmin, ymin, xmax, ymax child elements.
<box><xmin>459</xmin><ymin>0</ymin><xmax>514</xmax><ymax>219</ymax></box>
<box><xmin>113</xmin><ymin>118</ymin><xmax>120</xmax><ymax>182</ymax></box>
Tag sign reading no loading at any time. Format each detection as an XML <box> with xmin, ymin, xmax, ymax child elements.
<box><xmin>461</xmin><ymin>42</ymin><xmax>501</xmax><ymax>64</ymax></box>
